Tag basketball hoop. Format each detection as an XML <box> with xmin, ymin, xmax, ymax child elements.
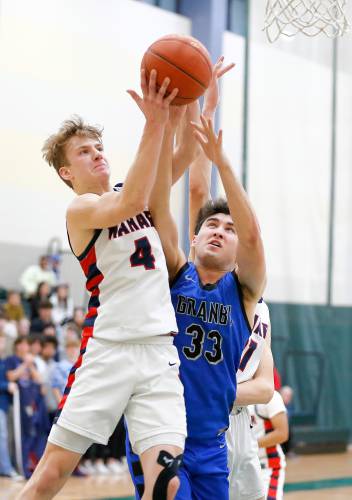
<box><xmin>264</xmin><ymin>0</ymin><xmax>350</xmax><ymax>43</ymax></box>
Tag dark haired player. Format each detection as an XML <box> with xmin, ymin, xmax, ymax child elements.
<box><xmin>126</xmin><ymin>59</ymin><xmax>266</xmax><ymax>499</ymax></box>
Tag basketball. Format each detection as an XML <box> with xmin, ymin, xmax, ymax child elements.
<box><xmin>141</xmin><ymin>34</ymin><xmax>213</xmax><ymax>105</ymax></box>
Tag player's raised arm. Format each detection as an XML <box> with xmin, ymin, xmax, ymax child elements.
<box><xmin>149</xmin><ymin>106</ymin><xmax>187</xmax><ymax>279</ymax></box>
<box><xmin>188</xmin><ymin>57</ymin><xmax>235</xmax><ymax>249</ymax></box>
<box><xmin>65</xmin><ymin>69</ymin><xmax>178</xmax><ymax>230</ymax></box>
<box><xmin>191</xmin><ymin>116</ymin><xmax>266</xmax><ymax>304</ymax></box>
<box><xmin>171</xmin><ymin>101</ymin><xmax>200</xmax><ymax>186</ymax></box>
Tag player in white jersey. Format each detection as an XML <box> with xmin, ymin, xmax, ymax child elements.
<box><xmin>18</xmin><ymin>70</ymin><xmax>187</xmax><ymax>500</ymax></box>
<box><xmin>250</xmin><ymin>391</ymin><xmax>288</xmax><ymax>500</ymax></box>
<box><xmin>227</xmin><ymin>299</ymin><xmax>274</xmax><ymax>500</ymax></box>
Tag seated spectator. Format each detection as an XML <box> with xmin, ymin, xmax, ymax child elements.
<box><xmin>3</xmin><ymin>290</ymin><xmax>25</xmax><ymax>322</ymax></box>
<box><xmin>5</xmin><ymin>336</ymin><xmax>46</xmax><ymax>478</ymax></box>
<box><xmin>0</xmin><ymin>332</ymin><xmax>22</xmax><ymax>480</ymax></box>
<box><xmin>30</xmin><ymin>300</ymin><xmax>55</xmax><ymax>335</ymax></box>
<box><xmin>20</xmin><ymin>255</ymin><xmax>57</xmax><ymax>299</ymax></box>
<box><xmin>50</xmin><ymin>284</ymin><xmax>74</xmax><ymax>326</ymax></box>
<box><xmin>30</xmin><ymin>282</ymin><xmax>52</xmax><ymax>320</ymax></box>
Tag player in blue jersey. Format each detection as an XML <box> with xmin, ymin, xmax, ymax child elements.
<box><xmin>126</xmin><ymin>58</ymin><xmax>266</xmax><ymax>499</ymax></box>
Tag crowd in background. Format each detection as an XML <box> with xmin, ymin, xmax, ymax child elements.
<box><xmin>0</xmin><ymin>254</ymin><xmax>128</xmax><ymax>480</ymax></box>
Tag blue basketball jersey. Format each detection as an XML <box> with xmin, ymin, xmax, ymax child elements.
<box><xmin>171</xmin><ymin>262</ymin><xmax>251</xmax><ymax>439</ymax></box>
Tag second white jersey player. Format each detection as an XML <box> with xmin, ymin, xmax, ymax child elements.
<box><xmin>227</xmin><ymin>299</ymin><xmax>272</xmax><ymax>500</ymax></box>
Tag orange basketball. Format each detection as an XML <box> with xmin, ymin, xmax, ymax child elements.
<box><xmin>141</xmin><ymin>34</ymin><xmax>212</xmax><ymax>105</ymax></box>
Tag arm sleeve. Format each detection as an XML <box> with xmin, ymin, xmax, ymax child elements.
<box><xmin>264</xmin><ymin>391</ymin><xmax>287</xmax><ymax>419</ymax></box>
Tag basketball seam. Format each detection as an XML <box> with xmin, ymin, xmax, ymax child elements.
<box><xmin>151</xmin><ymin>37</ymin><xmax>213</xmax><ymax>74</ymax></box>
<box><xmin>148</xmin><ymin>49</ymin><xmax>207</xmax><ymax>90</ymax></box>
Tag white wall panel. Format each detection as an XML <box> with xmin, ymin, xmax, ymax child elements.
<box><xmin>0</xmin><ymin>0</ymin><xmax>190</xmax><ymax>250</ymax></box>
<box><xmin>247</xmin><ymin>2</ymin><xmax>333</xmax><ymax>304</ymax></box>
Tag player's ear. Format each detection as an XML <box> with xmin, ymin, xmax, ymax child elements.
<box><xmin>191</xmin><ymin>234</ymin><xmax>197</xmax><ymax>247</ymax></box>
<box><xmin>59</xmin><ymin>166</ymin><xmax>73</xmax><ymax>183</ymax></box>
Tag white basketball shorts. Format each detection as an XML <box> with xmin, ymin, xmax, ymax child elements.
<box><xmin>226</xmin><ymin>407</ymin><xmax>265</xmax><ymax>500</ymax></box>
<box><xmin>48</xmin><ymin>335</ymin><xmax>186</xmax><ymax>455</ymax></box>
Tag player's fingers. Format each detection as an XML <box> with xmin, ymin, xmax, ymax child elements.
<box><xmin>218</xmin><ymin>129</ymin><xmax>223</xmax><ymax>146</ymax></box>
<box><xmin>164</xmin><ymin>87</ymin><xmax>179</xmax><ymax>105</ymax></box>
<box><xmin>158</xmin><ymin>76</ymin><xmax>171</xmax><ymax>100</ymax></box>
<box><xmin>126</xmin><ymin>90</ymin><xmax>143</xmax><ymax>111</ymax></box>
<box><xmin>200</xmin><ymin>114</ymin><xmax>211</xmax><ymax>133</ymax></box>
<box><xmin>190</xmin><ymin>121</ymin><xmax>207</xmax><ymax>137</ymax></box>
<box><xmin>217</xmin><ymin>62</ymin><xmax>235</xmax><ymax>78</ymax></box>
<box><xmin>206</xmin><ymin>117</ymin><xmax>215</xmax><ymax>136</ymax></box>
<box><xmin>140</xmin><ymin>68</ymin><xmax>148</xmax><ymax>96</ymax></box>
<box><xmin>213</xmin><ymin>55</ymin><xmax>225</xmax><ymax>73</ymax></box>
<box><xmin>193</xmin><ymin>130</ymin><xmax>208</xmax><ymax>148</ymax></box>
<box><xmin>148</xmin><ymin>69</ymin><xmax>157</xmax><ymax>97</ymax></box>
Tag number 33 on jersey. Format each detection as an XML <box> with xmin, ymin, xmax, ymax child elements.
<box><xmin>171</xmin><ymin>262</ymin><xmax>252</xmax><ymax>439</ymax></box>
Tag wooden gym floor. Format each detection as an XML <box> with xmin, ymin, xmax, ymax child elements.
<box><xmin>1</xmin><ymin>451</ymin><xmax>351</xmax><ymax>499</ymax></box>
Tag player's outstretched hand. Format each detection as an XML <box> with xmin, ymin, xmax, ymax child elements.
<box><xmin>127</xmin><ymin>68</ymin><xmax>178</xmax><ymax>126</ymax></box>
<box><xmin>191</xmin><ymin>115</ymin><xmax>227</xmax><ymax>167</ymax></box>
<box><xmin>204</xmin><ymin>56</ymin><xmax>235</xmax><ymax>116</ymax></box>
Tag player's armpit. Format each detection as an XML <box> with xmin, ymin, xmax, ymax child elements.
<box><xmin>67</xmin><ymin>192</ymin><xmax>145</xmax><ymax>230</ymax></box>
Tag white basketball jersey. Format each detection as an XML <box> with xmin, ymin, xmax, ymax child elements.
<box><xmin>236</xmin><ymin>299</ymin><xmax>270</xmax><ymax>384</ymax></box>
<box><xmin>250</xmin><ymin>391</ymin><xmax>287</xmax><ymax>470</ymax></box>
<box><xmin>72</xmin><ymin>189</ymin><xmax>177</xmax><ymax>342</ymax></box>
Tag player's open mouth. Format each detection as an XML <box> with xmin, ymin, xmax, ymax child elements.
<box><xmin>208</xmin><ymin>240</ymin><xmax>222</xmax><ymax>248</ymax></box>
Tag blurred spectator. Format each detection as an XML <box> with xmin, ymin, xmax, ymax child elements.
<box><xmin>18</xmin><ymin>318</ymin><xmax>30</xmax><ymax>337</ymax></box>
<box><xmin>30</xmin><ymin>282</ymin><xmax>52</xmax><ymax>320</ymax></box>
<box><xmin>0</xmin><ymin>308</ymin><xmax>18</xmax><ymax>356</ymax></box>
<box><xmin>5</xmin><ymin>336</ymin><xmax>46</xmax><ymax>478</ymax></box>
<box><xmin>57</xmin><ymin>322</ymin><xmax>80</xmax><ymax>360</ymax></box>
<box><xmin>28</xmin><ymin>335</ymin><xmax>45</xmax><ymax>373</ymax></box>
<box><xmin>42</xmin><ymin>324</ymin><xmax>57</xmax><ymax>338</ymax></box>
<box><xmin>0</xmin><ymin>332</ymin><xmax>22</xmax><ymax>480</ymax></box>
<box><xmin>71</xmin><ymin>306</ymin><xmax>85</xmax><ymax>331</ymax></box>
<box><xmin>3</xmin><ymin>290</ymin><xmax>25</xmax><ymax>322</ymax></box>
<box><xmin>38</xmin><ymin>337</ymin><xmax>58</xmax><ymax>423</ymax></box>
<box><xmin>50</xmin><ymin>284</ymin><xmax>74</xmax><ymax>326</ymax></box>
<box><xmin>20</xmin><ymin>255</ymin><xmax>57</xmax><ymax>299</ymax></box>
<box><xmin>30</xmin><ymin>300</ymin><xmax>55</xmax><ymax>335</ymax></box>
<box><xmin>51</xmin><ymin>338</ymin><xmax>80</xmax><ymax>405</ymax></box>
<box><xmin>50</xmin><ymin>254</ymin><xmax>62</xmax><ymax>282</ymax></box>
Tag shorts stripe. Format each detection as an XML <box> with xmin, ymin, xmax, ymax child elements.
<box><xmin>267</xmin><ymin>468</ymin><xmax>282</xmax><ymax>499</ymax></box>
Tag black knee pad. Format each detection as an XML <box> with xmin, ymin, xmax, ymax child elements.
<box><xmin>152</xmin><ymin>450</ymin><xmax>183</xmax><ymax>500</ymax></box>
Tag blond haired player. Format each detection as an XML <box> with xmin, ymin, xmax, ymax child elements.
<box><xmin>250</xmin><ymin>391</ymin><xmax>288</xmax><ymax>500</ymax></box>
<box><xmin>17</xmin><ymin>70</ymin><xmax>187</xmax><ymax>500</ymax></box>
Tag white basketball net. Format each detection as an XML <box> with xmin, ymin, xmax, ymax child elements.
<box><xmin>264</xmin><ymin>0</ymin><xmax>350</xmax><ymax>42</ymax></box>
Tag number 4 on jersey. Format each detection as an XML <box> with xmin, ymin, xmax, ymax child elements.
<box><xmin>130</xmin><ymin>237</ymin><xmax>156</xmax><ymax>270</ymax></box>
